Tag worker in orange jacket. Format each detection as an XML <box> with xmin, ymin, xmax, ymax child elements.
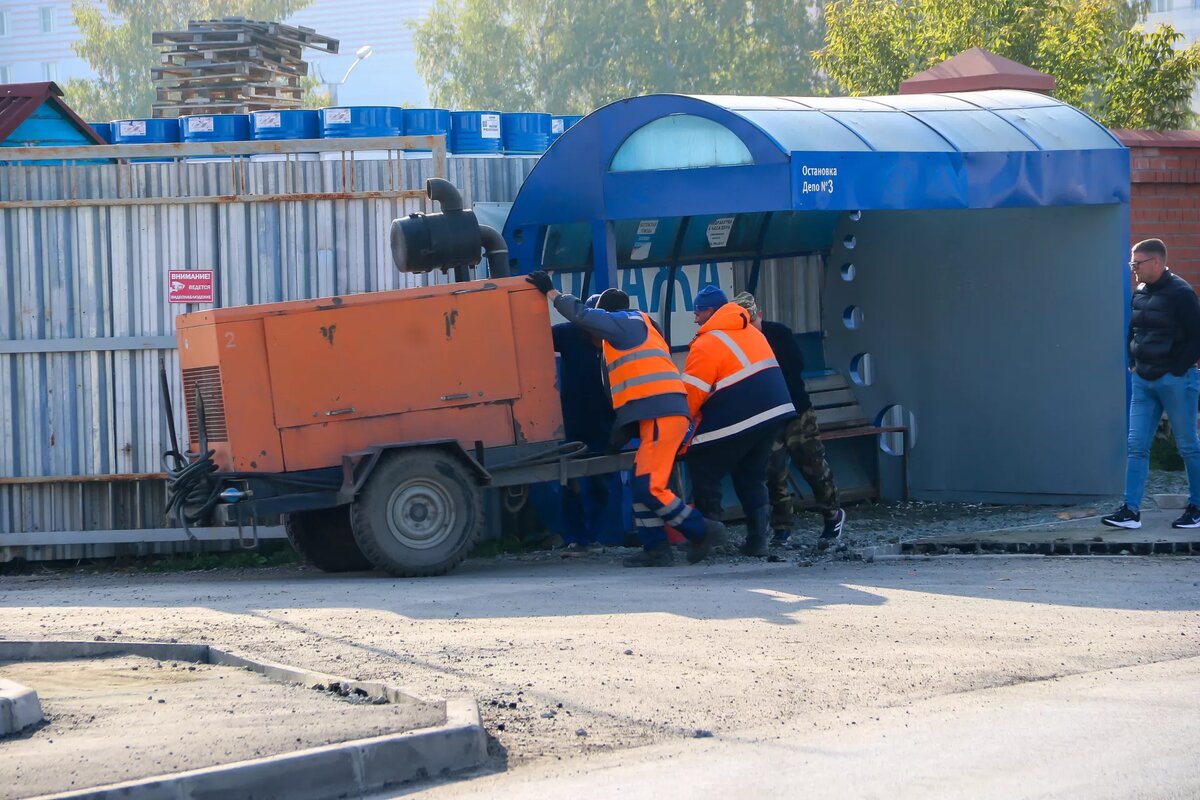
<box><xmin>683</xmin><ymin>285</ymin><xmax>796</xmax><ymax>556</ymax></box>
<box><xmin>525</xmin><ymin>271</ymin><xmax>727</xmax><ymax>567</ymax></box>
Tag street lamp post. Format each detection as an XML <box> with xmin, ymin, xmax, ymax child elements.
<box><xmin>323</xmin><ymin>44</ymin><xmax>374</xmax><ymax>106</ymax></box>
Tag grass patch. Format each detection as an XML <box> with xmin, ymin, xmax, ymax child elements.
<box><xmin>139</xmin><ymin>544</ymin><xmax>302</xmax><ymax>572</ymax></box>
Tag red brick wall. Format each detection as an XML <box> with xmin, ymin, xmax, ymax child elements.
<box><xmin>1116</xmin><ymin>130</ymin><xmax>1200</xmax><ymax>288</ymax></box>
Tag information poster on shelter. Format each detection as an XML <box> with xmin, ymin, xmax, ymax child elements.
<box><xmin>549</xmin><ymin>262</ymin><xmax>735</xmax><ymax>347</ymax></box>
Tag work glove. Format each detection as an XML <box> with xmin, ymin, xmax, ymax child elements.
<box><xmin>525</xmin><ymin>270</ymin><xmax>554</xmax><ymax>294</ymax></box>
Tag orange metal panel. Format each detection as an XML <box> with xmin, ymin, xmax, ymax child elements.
<box><xmin>177</xmin><ymin>318</ymin><xmax>285</xmax><ymax>472</ymax></box>
<box><xmin>262</xmin><ymin>285</ymin><xmax>521</xmax><ymax>429</ymax></box>
<box><xmin>507</xmin><ymin>290</ymin><xmax>565</xmax><ymax>444</ymax></box>
<box><xmin>278</xmin><ymin>403</ymin><xmax>516</xmax><ymax>472</ymax></box>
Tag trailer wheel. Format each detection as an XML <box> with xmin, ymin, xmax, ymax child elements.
<box><xmin>284</xmin><ymin>507</ymin><xmax>374</xmax><ymax>573</ymax></box>
<box><xmin>350</xmin><ymin>448</ymin><xmax>483</xmax><ymax>577</ymax></box>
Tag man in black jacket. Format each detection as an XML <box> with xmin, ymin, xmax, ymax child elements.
<box><xmin>733</xmin><ymin>292</ymin><xmax>845</xmax><ymax>547</ymax></box>
<box><xmin>1104</xmin><ymin>238</ymin><xmax>1200</xmax><ymax>530</ymax></box>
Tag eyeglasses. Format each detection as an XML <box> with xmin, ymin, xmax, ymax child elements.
<box><xmin>1129</xmin><ymin>258</ymin><xmax>1157</xmax><ymax>270</ymax></box>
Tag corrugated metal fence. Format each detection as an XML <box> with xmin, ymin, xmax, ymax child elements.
<box><xmin>1</xmin><ymin>138</ymin><xmax>536</xmax><ymax>553</ymax></box>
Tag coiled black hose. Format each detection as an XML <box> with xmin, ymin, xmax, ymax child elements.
<box><xmin>162</xmin><ymin>447</ymin><xmax>221</xmax><ymax>539</ymax></box>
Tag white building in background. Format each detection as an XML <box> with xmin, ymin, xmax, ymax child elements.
<box><xmin>0</xmin><ymin>0</ymin><xmax>435</xmax><ymax>106</ymax></box>
<box><xmin>287</xmin><ymin>0</ymin><xmax>435</xmax><ymax>106</ymax></box>
<box><xmin>0</xmin><ymin>1</ymin><xmax>92</xmax><ymax>85</ymax></box>
<box><xmin>1145</xmin><ymin>0</ymin><xmax>1200</xmax><ymax>112</ymax></box>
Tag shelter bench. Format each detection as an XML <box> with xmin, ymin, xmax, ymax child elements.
<box><xmin>806</xmin><ymin>373</ymin><xmax>910</xmax><ymax>501</ymax></box>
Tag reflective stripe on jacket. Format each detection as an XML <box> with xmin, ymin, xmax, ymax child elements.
<box><xmin>683</xmin><ymin>303</ymin><xmax>795</xmax><ymax>449</ymax></box>
<box><xmin>601</xmin><ymin>311</ymin><xmax>689</xmax><ymax>426</ymax></box>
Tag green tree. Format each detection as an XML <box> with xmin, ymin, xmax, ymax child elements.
<box><xmin>65</xmin><ymin>0</ymin><xmax>316</xmax><ymax>121</ymax></box>
<box><xmin>413</xmin><ymin>0</ymin><xmax>828</xmax><ymax>114</ymax></box>
<box><xmin>816</xmin><ymin>0</ymin><xmax>1200</xmax><ymax>130</ymax></box>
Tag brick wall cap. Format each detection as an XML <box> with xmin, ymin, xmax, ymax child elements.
<box><xmin>1114</xmin><ymin>129</ymin><xmax>1200</xmax><ymax>149</ymax></box>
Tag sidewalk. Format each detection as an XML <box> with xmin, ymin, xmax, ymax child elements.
<box><xmin>900</xmin><ymin>508</ymin><xmax>1200</xmax><ymax>556</ymax></box>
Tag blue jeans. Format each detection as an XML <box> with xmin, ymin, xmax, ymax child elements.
<box><xmin>1124</xmin><ymin>368</ymin><xmax>1200</xmax><ymax>511</ymax></box>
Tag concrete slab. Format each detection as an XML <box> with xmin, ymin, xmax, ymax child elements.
<box><xmin>0</xmin><ymin>643</ymin><xmax>487</xmax><ymax>799</ymax></box>
<box><xmin>0</xmin><ymin>677</ymin><xmax>42</xmax><ymax>736</ymax></box>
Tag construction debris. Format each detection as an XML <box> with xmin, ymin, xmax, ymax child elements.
<box><xmin>151</xmin><ymin>17</ymin><xmax>338</xmax><ymax>119</ymax></box>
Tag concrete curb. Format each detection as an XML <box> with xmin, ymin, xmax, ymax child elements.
<box><xmin>852</xmin><ymin>544</ymin><xmax>901</xmax><ymax>562</ymax></box>
<box><xmin>0</xmin><ymin>677</ymin><xmax>43</xmax><ymax>736</ymax></box>
<box><xmin>1</xmin><ymin>640</ymin><xmax>488</xmax><ymax>799</ymax></box>
<box><xmin>899</xmin><ymin>539</ymin><xmax>1200</xmax><ymax>556</ymax></box>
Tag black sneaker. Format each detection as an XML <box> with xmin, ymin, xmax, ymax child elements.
<box><xmin>1101</xmin><ymin>505</ymin><xmax>1141</xmax><ymax>529</ymax></box>
<box><xmin>770</xmin><ymin>529</ymin><xmax>792</xmax><ymax>548</ymax></box>
<box><xmin>1172</xmin><ymin>504</ymin><xmax>1200</xmax><ymax>529</ymax></box>
<box><xmin>819</xmin><ymin>509</ymin><xmax>846</xmax><ymax>544</ymax></box>
<box><xmin>623</xmin><ymin>543</ymin><xmax>674</xmax><ymax>568</ymax></box>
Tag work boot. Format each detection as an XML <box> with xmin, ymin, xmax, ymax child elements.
<box><xmin>739</xmin><ymin>507</ymin><xmax>770</xmax><ymax>557</ymax></box>
<box><xmin>686</xmin><ymin>518</ymin><xmax>728</xmax><ymax>564</ymax></box>
<box><xmin>623</xmin><ymin>542</ymin><xmax>674</xmax><ymax>567</ymax></box>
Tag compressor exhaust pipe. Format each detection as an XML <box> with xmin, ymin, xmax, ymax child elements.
<box><xmin>426</xmin><ymin>177</ymin><xmax>465</xmax><ymax>212</ymax></box>
<box><xmin>479</xmin><ymin>225</ymin><xmax>510</xmax><ymax>278</ymax></box>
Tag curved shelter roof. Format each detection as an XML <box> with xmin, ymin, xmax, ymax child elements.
<box><xmin>502</xmin><ymin>91</ymin><xmax>1128</xmax><ymax>274</ymax></box>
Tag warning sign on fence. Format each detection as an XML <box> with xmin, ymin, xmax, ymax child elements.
<box><xmin>168</xmin><ymin>271</ymin><xmax>215</xmax><ymax>304</ymax></box>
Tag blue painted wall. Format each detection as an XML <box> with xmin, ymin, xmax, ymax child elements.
<box><xmin>1</xmin><ymin>100</ymin><xmax>95</xmax><ymax>148</ymax></box>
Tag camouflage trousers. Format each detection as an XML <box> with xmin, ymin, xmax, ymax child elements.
<box><xmin>766</xmin><ymin>408</ymin><xmax>840</xmax><ymax>529</ymax></box>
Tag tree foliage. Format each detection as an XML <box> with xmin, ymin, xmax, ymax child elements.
<box><xmin>414</xmin><ymin>0</ymin><xmax>828</xmax><ymax>114</ymax></box>
<box><xmin>65</xmin><ymin>0</ymin><xmax>315</xmax><ymax>121</ymax></box>
<box><xmin>816</xmin><ymin>0</ymin><xmax>1200</xmax><ymax>130</ymax></box>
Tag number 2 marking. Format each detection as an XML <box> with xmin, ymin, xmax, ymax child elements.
<box><xmin>224</xmin><ymin>332</ymin><xmax>236</xmax><ymax>348</ymax></box>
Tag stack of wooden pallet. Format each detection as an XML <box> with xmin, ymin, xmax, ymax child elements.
<box><xmin>151</xmin><ymin>18</ymin><xmax>338</xmax><ymax>118</ymax></box>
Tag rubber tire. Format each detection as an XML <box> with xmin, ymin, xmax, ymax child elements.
<box><xmin>350</xmin><ymin>448</ymin><xmax>483</xmax><ymax>577</ymax></box>
<box><xmin>284</xmin><ymin>506</ymin><xmax>374</xmax><ymax>573</ymax></box>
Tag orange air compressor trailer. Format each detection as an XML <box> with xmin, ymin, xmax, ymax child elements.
<box><xmin>162</xmin><ymin>179</ymin><xmax>632</xmax><ymax>576</ymax></box>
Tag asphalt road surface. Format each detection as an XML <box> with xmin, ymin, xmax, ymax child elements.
<box><xmin>2</xmin><ymin>554</ymin><xmax>1197</xmax><ymax>798</ymax></box>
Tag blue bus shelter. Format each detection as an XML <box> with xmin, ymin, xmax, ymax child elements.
<box><xmin>503</xmin><ymin>92</ymin><xmax>1130</xmax><ymax>504</ymax></box>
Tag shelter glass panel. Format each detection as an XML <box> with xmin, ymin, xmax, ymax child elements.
<box><xmin>760</xmin><ymin>211</ymin><xmax>842</xmax><ymax>257</ymax></box>
<box><xmin>543</xmin><ymin>223</ymin><xmax>592</xmax><ymax>271</ymax></box>
<box><xmin>609</xmin><ymin>115</ymin><xmax>754</xmax><ymax>172</ymax></box>
<box><xmin>614</xmin><ymin>217</ymin><xmax>683</xmax><ymax>266</ymax></box>
<box><xmin>911</xmin><ymin>110</ymin><xmax>1038</xmax><ymax>152</ymax></box>
<box><xmin>824</xmin><ymin>112</ymin><xmax>956</xmax><ymax>152</ymax></box>
<box><xmin>678</xmin><ymin>213</ymin><xmax>766</xmax><ymax>261</ymax></box>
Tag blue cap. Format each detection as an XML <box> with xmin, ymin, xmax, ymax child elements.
<box><xmin>585</xmin><ymin>293</ymin><xmax>602</xmax><ymax>309</ymax></box>
<box><xmin>693</xmin><ymin>285</ymin><xmax>728</xmax><ymax>312</ymax></box>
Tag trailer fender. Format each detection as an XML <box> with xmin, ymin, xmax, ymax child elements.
<box><xmin>337</xmin><ymin>439</ymin><xmax>490</xmax><ymax>504</ymax></box>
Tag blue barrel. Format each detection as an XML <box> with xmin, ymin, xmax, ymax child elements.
<box><xmin>501</xmin><ymin>112</ymin><xmax>551</xmax><ymax>154</ymax></box>
<box><xmin>249</xmin><ymin>109</ymin><xmax>320</xmax><ymax>140</ymax></box>
<box><xmin>402</xmin><ymin>108</ymin><xmax>450</xmax><ymax>155</ymax></box>
<box><xmin>111</xmin><ymin>118</ymin><xmax>179</xmax><ymax>162</ymax></box>
<box><xmin>449</xmin><ymin>111</ymin><xmax>502</xmax><ymax>155</ymax></box>
<box><xmin>181</xmin><ymin>114</ymin><xmax>250</xmax><ymax>143</ymax></box>
<box><xmin>320</xmin><ymin>106</ymin><xmax>404</xmax><ymax>138</ymax></box>
<box><xmin>89</xmin><ymin>122</ymin><xmax>112</xmax><ymax>143</ymax></box>
<box><xmin>549</xmin><ymin>114</ymin><xmax>583</xmax><ymax>143</ymax></box>
<box><xmin>111</xmin><ymin>118</ymin><xmax>180</xmax><ymax>145</ymax></box>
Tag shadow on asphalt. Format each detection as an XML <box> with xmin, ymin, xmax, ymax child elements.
<box><xmin>4</xmin><ymin>554</ymin><xmax>1198</xmax><ymax>620</ymax></box>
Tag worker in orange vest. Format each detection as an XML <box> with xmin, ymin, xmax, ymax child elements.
<box><xmin>525</xmin><ymin>270</ymin><xmax>727</xmax><ymax>566</ymax></box>
<box><xmin>682</xmin><ymin>285</ymin><xmax>796</xmax><ymax>557</ymax></box>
